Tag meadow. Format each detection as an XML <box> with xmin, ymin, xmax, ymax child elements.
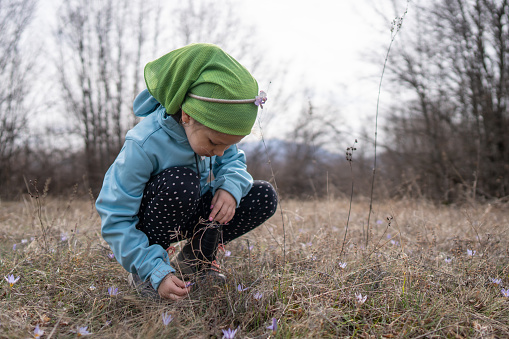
<box><xmin>1</xmin><ymin>191</ymin><xmax>508</xmax><ymax>338</ymax></box>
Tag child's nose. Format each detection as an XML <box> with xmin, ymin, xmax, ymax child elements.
<box><xmin>213</xmin><ymin>146</ymin><xmax>228</xmax><ymax>157</ymax></box>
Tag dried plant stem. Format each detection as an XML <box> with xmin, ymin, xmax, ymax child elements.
<box><xmin>366</xmin><ymin>2</ymin><xmax>409</xmax><ymax>249</ymax></box>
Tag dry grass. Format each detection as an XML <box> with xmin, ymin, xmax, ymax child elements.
<box><xmin>0</xmin><ymin>194</ymin><xmax>508</xmax><ymax>338</ymax></box>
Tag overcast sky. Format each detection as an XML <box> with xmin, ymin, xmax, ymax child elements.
<box><xmin>31</xmin><ymin>0</ymin><xmax>409</xmax><ymax>148</ymax></box>
<box><xmin>236</xmin><ymin>0</ymin><xmax>407</xmax><ymax>144</ymax></box>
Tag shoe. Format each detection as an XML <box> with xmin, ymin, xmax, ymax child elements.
<box><xmin>170</xmin><ymin>224</ymin><xmax>226</xmax><ymax>284</ymax></box>
<box><xmin>128</xmin><ymin>273</ymin><xmax>160</xmax><ymax>300</ymax></box>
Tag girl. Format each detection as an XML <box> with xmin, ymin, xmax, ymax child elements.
<box><xmin>96</xmin><ymin>43</ymin><xmax>278</xmax><ymax>301</ymax></box>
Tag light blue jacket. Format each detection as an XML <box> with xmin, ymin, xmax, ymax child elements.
<box><xmin>95</xmin><ymin>89</ymin><xmax>253</xmax><ymax>291</ymax></box>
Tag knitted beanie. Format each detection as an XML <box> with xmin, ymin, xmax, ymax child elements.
<box><xmin>144</xmin><ymin>43</ymin><xmax>260</xmax><ymax>135</ymax></box>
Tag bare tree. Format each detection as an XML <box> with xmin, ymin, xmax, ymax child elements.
<box><xmin>55</xmin><ymin>0</ymin><xmax>155</xmax><ymax>190</ymax></box>
<box><xmin>0</xmin><ymin>0</ymin><xmax>37</xmax><ymax>194</ymax></box>
<box><xmin>381</xmin><ymin>0</ymin><xmax>509</xmax><ymax>201</ymax></box>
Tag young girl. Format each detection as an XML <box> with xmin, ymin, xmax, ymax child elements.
<box><xmin>96</xmin><ymin>43</ymin><xmax>278</xmax><ymax>301</ymax></box>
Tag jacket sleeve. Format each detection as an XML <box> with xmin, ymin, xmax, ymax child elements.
<box><xmin>210</xmin><ymin>144</ymin><xmax>253</xmax><ymax>206</ymax></box>
<box><xmin>95</xmin><ymin>139</ymin><xmax>175</xmax><ymax>291</ymax></box>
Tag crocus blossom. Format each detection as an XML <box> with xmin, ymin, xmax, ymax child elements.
<box><xmin>444</xmin><ymin>258</ymin><xmax>452</xmax><ymax>263</ymax></box>
<box><xmin>222</xmin><ymin>328</ymin><xmax>238</xmax><ymax>339</ymax></box>
<box><xmin>5</xmin><ymin>274</ymin><xmax>20</xmax><ymax>287</ymax></box>
<box><xmin>253</xmin><ymin>292</ymin><xmax>263</xmax><ymax>300</ymax></box>
<box><xmin>490</xmin><ymin>278</ymin><xmax>502</xmax><ymax>285</ymax></box>
<box><xmin>355</xmin><ymin>293</ymin><xmax>367</xmax><ymax>304</ymax></box>
<box><xmin>107</xmin><ymin>253</ymin><xmax>115</xmax><ymax>259</ymax></box>
<box><xmin>338</xmin><ymin>262</ymin><xmax>347</xmax><ymax>269</ymax></box>
<box><xmin>162</xmin><ymin>312</ymin><xmax>173</xmax><ymax>326</ymax></box>
<box><xmin>267</xmin><ymin>318</ymin><xmax>278</xmax><ymax>332</ymax></box>
<box><xmin>467</xmin><ymin>249</ymin><xmax>476</xmax><ymax>256</ymax></box>
<box><xmin>237</xmin><ymin>284</ymin><xmax>249</xmax><ymax>292</ymax></box>
<box><xmin>75</xmin><ymin>326</ymin><xmax>91</xmax><ymax>336</ymax></box>
<box><xmin>501</xmin><ymin>289</ymin><xmax>509</xmax><ymax>298</ymax></box>
<box><xmin>34</xmin><ymin>324</ymin><xmax>44</xmax><ymax>338</ymax></box>
<box><xmin>108</xmin><ymin>287</ymin><xmax>118</xmax><ymax>296</ymax></box>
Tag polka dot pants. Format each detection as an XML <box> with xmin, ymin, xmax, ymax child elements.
<box><xmin>136</xmin><ymin>167</ymin><xmax>278</xmax><ymax>249</ymax></box>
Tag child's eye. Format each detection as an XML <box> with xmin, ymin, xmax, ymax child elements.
<box><xmin>209</xmin><ymin>139</ymin><xmax>217</xmax><ymax>146</ymax></box>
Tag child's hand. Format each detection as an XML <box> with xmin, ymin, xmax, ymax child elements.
<box><xmin>209</xmin><ymin>189</ymin><xmax>236</xmax><ymax>224</ymax></box>
<box><xmin>157</xmin><ymin>274</ymin><xmax>190</xmax><ymax>300</ymax></box>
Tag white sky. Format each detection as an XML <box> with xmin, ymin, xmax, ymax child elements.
<box><xmin>30</xmin><ymin>0</ymin><xmax>409</xmax><ymax>149</ymax></box>
<box><xmin>236</xmin><ymin>0</ymin><xmax>405</xmax><ymax>145</ymax></box>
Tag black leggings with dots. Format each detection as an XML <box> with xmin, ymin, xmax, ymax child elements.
<box><xmin>136</xmin><ymin>167</ymin><xmax>278</xmax><ymax>249</ymax></box>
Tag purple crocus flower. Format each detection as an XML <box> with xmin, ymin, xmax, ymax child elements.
<box><xmin>237</xmin><ymin>284</ymin><xmax>249</xmax><ymax>292</ymax></box>
<box><xmin>267</xmin><ymin>318</ymin><xmax>277</xmax><ymax>332</ymax></box>
<box><xmin>162</xmin><ymin>312</ymin><xmax>173</xmax><ymax>326</ymax></box>
<box><xmin>222</xmin><ymin>327</ymin><xmax>238</xmax><ymax>339</ymax></box>
<box><xmin>253</xmin><ymin>292</ymin><xmax>263</xmax><ymax>300</ymax></box>
<box><xmin>108</xmin><ymin>286</ymin><xmax>118</xmax><ymax>296</ymax></box>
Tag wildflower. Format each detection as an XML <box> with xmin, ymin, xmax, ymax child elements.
<box><xmin>390</xmin><ymin>240</ymin><xmax>399</xmax><ymax>246</ymax></box>
<box><xmin>5</xmin><ymin>274</ymin><xmax>20</xmax><ymax>287</ymax></box>
<box><xmin>13</xmin><ymin>244</ymin><xmax>16</xmax><ymax>251</ymax></box>
<box><xmin>249</xmin><ymin>245</ymin><xmax>254</xmax><ymax>251</ymax></box>
<box><xmin>162</xmin><ymin>312</ymin><xmax>173</xmax><ymax>326</ymax></box>
<box><xmin>108</xmin><ymin>286</ymin><xmax>118</xmax><ymax>296</ymax></box>
<box><xmin>266</xmin><ymin>318</ymin><xmax>278</xmax><ymax>332</ymax></box>
<box><xmin>60</xmin><ymin>233</ymin><xmax>68</xmax><ymax>241</ymax></box>
<box><xmin>237</xmin><ymin>284</ymin><xmax>249</xmax><ymax>292</ymax></box>
<box><xmin>222</xmin><ymin>327</ymin><xmax>238</xmax><ymax>339</ymax></box>
<box><xmin>74</xmin><ymin>326</ymin><xmax>91</xmax><ymax>336</ymax></box>
<box><xmin>21</xmin><ymin>239</ymin><xmax>28</xmax><ymax>244</ymax></box>
<box><xmin>501</xmin><ymin>289</ymin><xmax>509</xmax><ymax>298</ymax></box>
<box><xmin>490</xmin><ymin>278</ymin><xmax>502</xmax><ymax>285</ymax></box>
<box><xmin>89</xmin><ymin>285</ymin><xmax>96</xmax><ymax>291</ymax></box>
<box><xmin>185</xmin><ymin>282</ymin><xmax>195</xmax><ymax>288</ymax></box>
<box><xmin>338</xmin><ymin>262</ymin><xmax>347</xmax><ymax>269</ymax></box>
<box><xmin>224</xmin><ymin>250</ymin><xmax>231</xmax><ymax>257</ymax></box>
<box><xmin>467</xmin><ymin>249</ymin><xmax>476</xmax><ymax>256</ymax></box>
<box><xmin>444</xmin><ymin>257</ymin><xmax>453</xmax><ymax>263</ymax></box>
<box><xmin>355</xmin><ymin>293</ymin><xmax>367</xmax><ymax>304</ymax></box>
<box><xmin>254</xmin><ymin>90</ymin><xmax>267</xmax><ymax>108</ymax></box>
<box><xmin>253</xmin><ymin>292</ymin><xmax>263</xmax><ymax>300</ymax></box>
<box><xmin>34</xmin><ymin>324</ymin><xmax>44</xmax><ymax>338</ymax></box>
<box><xmin>387</xmin><ymin>234</ymin><xmax>392</xmax><ymax>239</ymax></box>
<box><xmin>376</xmin><ymin>220</ymin><xmax>383</xmax><ymax>224</ymax></box>
<box><xmin>107</xmin><ymin>253</ymin><xmax>115</xmax><ymax>259</ymax></box>
<box><xmin>306</xmin><ymin>241</ymin><xmax>313</xmax><ymax>247</ymax></box>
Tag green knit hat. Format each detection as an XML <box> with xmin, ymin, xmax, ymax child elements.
<box><xmin>144</xmin><ymin>43</ymin><xmax>263</xmax><ymax>135</ymax></box>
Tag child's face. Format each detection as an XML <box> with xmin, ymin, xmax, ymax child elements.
<box><xmin>182</xmin><ymin>111</ymin><xmax>245</xmax><ymax>157</ymax></box>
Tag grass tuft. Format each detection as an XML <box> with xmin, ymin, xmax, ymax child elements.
<box><xmin>1</xmin><ymin>196</ymin><xmax>508</xmax><ymax>337</ymax></box>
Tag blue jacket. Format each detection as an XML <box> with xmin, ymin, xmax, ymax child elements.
<box><xmin>95</xmin><ymin>89</ymin><xmax>253</xmax><ymax>291</ymax></box>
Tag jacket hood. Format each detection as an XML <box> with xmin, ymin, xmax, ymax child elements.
<box><xmin>133</xmin><ymin>89</ymin><xmax>161</xmax><ymax>117</ymax></box>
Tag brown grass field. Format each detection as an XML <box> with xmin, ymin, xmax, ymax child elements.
<box><xmin>0</xmin><ymin>193</ymin><xmax>508</xmax><ymax>338</ymax></box>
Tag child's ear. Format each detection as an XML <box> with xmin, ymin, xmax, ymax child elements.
<box><xmin>181</xmin><ymin>111</ymin><xmax>191</xmax><ymax>124</ymax></box>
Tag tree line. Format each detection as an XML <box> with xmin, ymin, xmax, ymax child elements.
<box><xmin>1</xmin><ymin>0</ymin><xmax>507</xmax><ymax>203</ymax></box>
